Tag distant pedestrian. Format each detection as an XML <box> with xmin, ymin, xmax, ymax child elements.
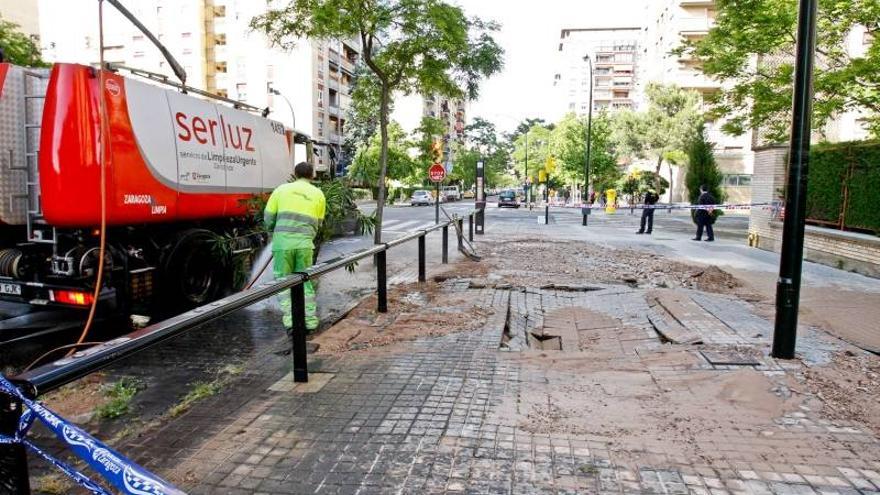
<box><xmin>692</xmin><ymin>184</ymin><xmax>716</xmax><ymax>242</ymax></box>
<box><xmin>636</xmin><ymin>189</ymin><xmax>659</xmax><ymax>234</ymax></box>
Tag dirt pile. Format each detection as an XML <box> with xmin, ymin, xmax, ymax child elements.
<box><xmin>479</xmin><ymin>238</ymin><xmax>743</xmax><ymax>295</ymax></box>
<box><xmin>803</xmin><ymin>350</ymin><xmax>880</xmax><ymax>434</ymax></box>
<box><xmin>312</xmin><ymin>281</ymin><xmax>492</xmax><ymax>354</ymax></box>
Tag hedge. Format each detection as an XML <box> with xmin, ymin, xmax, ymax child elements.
<box><xmin>807</xmin><ymin>141</ymin><xmax>880</xmax><ymax>234</ymax></box>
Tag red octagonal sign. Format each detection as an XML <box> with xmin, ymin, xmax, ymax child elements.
<box><xmin>429</xmin><ymin>163</ymin><xmax>446</xmax><ymax>182</ymax></box>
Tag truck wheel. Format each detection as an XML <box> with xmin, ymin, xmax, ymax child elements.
<box><xmin>162</xmin><ymin>229</ymin><xmax>228</xmax><ymax>308</ymax></box>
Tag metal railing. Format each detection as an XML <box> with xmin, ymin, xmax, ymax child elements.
<box><xmin>1</xmin><ymin>215</ymin><xmax>485</xmax><ymax>493</ymax></box>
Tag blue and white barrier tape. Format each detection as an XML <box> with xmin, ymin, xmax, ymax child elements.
<box><xmin>0</xmin><ymin>374</ymin><xmax>185</xmax><ymax>495</ymax></box>
<box><xmin>545</xmin><ymin>202</ymin><xmax>779</xmax><ymax>211</ymax></box>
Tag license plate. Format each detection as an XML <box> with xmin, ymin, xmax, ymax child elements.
<box><xmin>0</xmin><ymin>283</ymin><xmax>22</xmax><ymax>296</ymax></box>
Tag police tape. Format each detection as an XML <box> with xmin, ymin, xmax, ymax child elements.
<box><xmin>0</xmin><ymin>374</ymin><xmax>186</xmax><ymax>495</ymax></box>
<box><xmin>547</xmin><ymin>202</ymin><xmax>780</xmax><ymax>211</ymax></box>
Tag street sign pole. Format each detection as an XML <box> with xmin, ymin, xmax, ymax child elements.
<box><xmin>435</xmin><ymin>182</ymin><xmax>440</xmax><ymax>224</ymax></box>
<box><xmin>772</xmin><ymin>0</ymin><xmax>818</xmax><ymax>360</ymax></box>
<box><xmin>429</xmin><ymin>163</ymin><xmax>446</xmax><ymax>225</ymax></box>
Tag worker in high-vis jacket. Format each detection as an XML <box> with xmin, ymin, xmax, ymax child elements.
<box><xmin>264</xmin><ymin>162</ymin><xmax>326</xmax><ymax>333</ymax></box>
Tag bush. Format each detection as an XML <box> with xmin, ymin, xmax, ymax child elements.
<box><xmin>685</xmin><ymin>124</ymin><xmax>724</xmax><ymax>224</ymax></box>
<box><xmin>350</xmin><ymin>188</ymin><xmax>374</xmax><ymax>201</ymax></box>
<box><xmin>617</xmin><ymin>170</ymin><xmax>668</xmax><ymax>203</ymax></box>
<box><xmin>808</xmin><ymin>141</ymin><xmax>880</xmax><ymax>234</ymax></box>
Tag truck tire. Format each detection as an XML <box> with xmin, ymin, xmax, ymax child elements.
<box><xmin>161</xmin><ymin>229</ymin><xmax>228</xmax><ymax>308</ymax></box>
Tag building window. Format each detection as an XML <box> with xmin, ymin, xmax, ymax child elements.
<box><xmin>216</xmin><ymin>62</ymin><xmax>228</xmax><ymax>73</ymax></box>
<box><xmin>133</xmin><ymin>51</ymin><xmax>144</xmax><ymax>58</ymax></box>
<box><xmin>723</xmin><ymin>174</ymin><xmax>752</xmax><ymax>187</ymax></box>
<box><xmin>236</xmin><ymin>83</ymin><xmax>247</xmax><ymax>101</ymax></box>
<box><xmin>182</xmin><ymin>32</ymin><xmax>192</xmax><ymax>39</ymax></box>
<box><xmin>215</xmin><ymin>34</ymin><xmax>227</xmax><ymax>45</ymax></box>
<box><xmin>183</xmin><ymin>48</ymin><xmax>192</xmax><ymax>55</ymax></box>
<box><xmin>317</xmin><ymin>121</ymin><xmax>324</xmax><ymax>136</ymax></box>
<box><xmin>317</xmin><ymin>86</ymin><xmax>324</xmax><ymax>107</ymax></box>
<box><xmin>133</xmin><ymin>35</ymin><xmax>144</xmax><ymax>42</ymax></box>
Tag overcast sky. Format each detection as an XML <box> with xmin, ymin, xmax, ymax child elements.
<box><xmin>454</xmin><ymin>0</ymin><xmax>647</xmax><ymax>132</ymax></box>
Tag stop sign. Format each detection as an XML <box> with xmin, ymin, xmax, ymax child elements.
<box><xmin>429</xmin><ymin>163</ymin><xmax>446</xmax><ymax>182</ymax></box>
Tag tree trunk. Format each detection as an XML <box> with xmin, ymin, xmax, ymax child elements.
<box><xmin>668</xmin><ymin>165</ymin><xmax>674</xmax><ymax>204</ymax></box>
<box><xmin>373</xmin><ymin>85</ymin><xmax>390</xmax><ymax>245</ymax></box>
<box><xmin>654</xmin><ymin>155</ymin><xmax>664</xmax><ymax>200</ymax></box>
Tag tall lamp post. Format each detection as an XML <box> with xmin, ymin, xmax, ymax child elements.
<box><xmin>269</xmin><ymin>86</ymin><xmax>296</xmax><ymax>130</ymax></box>
<box><xmin>772</xmin><ymin>0</ymin><xmax>818</xmax><ymax>359</ymax></box>
<box><xmin>582</xmin><ymin>54</ymin><xmax>594</xmax><ymax>227</ymax></box>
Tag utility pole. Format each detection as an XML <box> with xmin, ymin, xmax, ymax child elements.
<box><xmin>772</xmin><ymin>0</ymin><xmax>818</xmax><ymax>359</ymax></box>
<box><xmin>582</xmin><ymin>54</ymin><xmax>594</xmax><ymax>227</ymax></box>
<box><xmin>525</xmin><ymin>131</ymin><xmax>530</xmax><ymax>209</ymax></box>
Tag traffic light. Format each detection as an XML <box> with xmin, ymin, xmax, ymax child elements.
<box><xmin>431</xmin><ymin>141</ymin><xmax>443</xmax><ymax>164</ymax></box>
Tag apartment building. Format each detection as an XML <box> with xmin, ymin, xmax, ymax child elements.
<box><xmin>37</xmin><ymin>0</ymin><xmax>359</xmax><ymax>175</ymax></box>
<box><xmin>422</xmin><ymin>95</ymin><xmax>466</xmax><ymax>167</ymax></box>
<box><xmin>641</xmin><ymin>0</ymin><xmax>754</xmax><ymax>203</ymax></box>
<box><xmin>554</xmin><ymin>27</ymin><xmax>641</xmax><ymax>117</ymax></box>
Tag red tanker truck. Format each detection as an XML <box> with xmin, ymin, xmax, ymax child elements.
<box><xmin>0</xmin><ymin>62</ymin><xmax>311</xmax><ymax>312</ymax></box>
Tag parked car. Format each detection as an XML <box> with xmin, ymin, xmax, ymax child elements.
<box><xmin>498</xmin><ymin>190</ymin><xmax>520</xmax><ymax>208</ymax></box>
<box><xmin>411</xmin><ymin>190</ymin><xmax>434</xmax><ymax>206</ymax></box>
<box><xmin>441</xmin><ymin>185</ymin><xmax>461</xmax><ymax>201</ymax></box>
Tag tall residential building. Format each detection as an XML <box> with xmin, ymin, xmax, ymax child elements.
<box><xmin>37</xmin><ymin>0</ymin><xmax>359</xmax><ymax>175</ymax></box>
<box><xmin>393</xmin><ymin>93</ymin><xmax>468</xmax><ymax>171</ymax></box>
<box><xmin>1</xmin><ymin>0</ymin><xmax>40</xmax><ymax>37</ymax></box>
<box><xmin>423</xmin><ymin>95</ymin><xmax>466</xmax><ymax>165</ymax></box>
<box><xmin>554</xmin><ymin>27</ymin><xmax>641</xmax><ymax>117</ymax></box>
<box><xmin>641</xmin><ymin>0</ymin><xmax>754</xmax><ymax>203</ymax></box>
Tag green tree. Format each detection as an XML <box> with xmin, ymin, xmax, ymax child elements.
<box><xmin>462</xmin><ymin>117</ymin><xmax>510</xmax><ymax>188</ymax></box>
<box><xmin>347</xmin><ymin>121</ymin><xmax>417</xmax><ymax>192</ymax></box>
<box><xmin>612</xmin><ymin>83</ymin><xmax>702</xmax><ymax>198</ymax></box>
<box><xmin>549</xmin><ymin>112</ymin><xmax>621</xmax><ymax>197</ymax></box>
<box><xmin>684</xmin><ymin>123</ymin><xmax>725</xmax><ymax>224</ymax></box>
<box><xmin>253</xmin><ymin>0</ymin><xmax>504</xmax><ymax>243</ymax></box>
<box><xmin>511</xmin><ymin>124</ymin><xmax>551</xmax><ymax>185</ymax></box>
<box><xmin>617</xmin><ymin>170</ymin><xmax>669</xmax><ymax>204</ymax></box>
<box><xmin>676</xmin><ymin>0</ymin><xmax>880</xmax><ymax>141</ymax></box>
<box><xmin>0</xmin><ymin>16</ymin><xmax>46</xmax><ymax>67</ymax></box>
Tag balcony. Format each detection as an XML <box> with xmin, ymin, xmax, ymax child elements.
<box><xmin>327</xmin><ymin>77</ymin><xmax>339</xmax><ymax>91</ymax></box>
<box><xmin>328</xmin><ymin>50</ymin><xmax>340</xmax><ymax>66</ymax></box>
<box><xmin>680</xmin><ymin>0</ymin><xmax>714</xmax><ymax>6</ymax></box>
<box><xmin>327</xmin><ymin>103</ymin><xmax>340</xmax><ymax>116</ymax></box>
<box><xmin>679</xmin><ymin>16</ymin><xmax>714</xmax><ymax>37</ymax></box>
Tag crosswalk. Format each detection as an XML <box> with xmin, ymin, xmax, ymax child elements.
<box><xmin>381</xmin><ymin>218</ymin><xmax>438</xmax><ymax>233</ymax></box>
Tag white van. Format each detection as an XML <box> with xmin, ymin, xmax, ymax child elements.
<box><xmin>441</xmin><ymin>186</ymin><xmax>461</xmax><ymax>201</ymax></box>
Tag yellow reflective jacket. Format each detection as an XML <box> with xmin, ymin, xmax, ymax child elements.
<box><xmin>264</xmin><ymin>179</ymin><xmax>327</xmax><ymax>250</ymax></box>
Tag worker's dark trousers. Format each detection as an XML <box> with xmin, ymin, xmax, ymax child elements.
<box><xmin>639</xmin><ymin>209</ymin><xmax>654</xmax><ymax>233</ymax></box>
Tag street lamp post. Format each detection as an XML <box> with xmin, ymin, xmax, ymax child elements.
<box><xmin>269</xmin><ymin>87</ymin><xmax>296</xmax><ymax>130</ymax></box>
<box><xmin>582</xmin><ymin>54</ymin><xmax>594</xmax><ymax>227</ymax></box>
<box><xmin>772</xmin><ymin>0</ymin><xmax>818</xmax><ymax>359</ymax></box>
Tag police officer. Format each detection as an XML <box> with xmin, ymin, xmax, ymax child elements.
<box><xmin>636</xmin><ymin>189</ymin><xmax>659</xmax><ymax>234</ymax></box>
<box><xmin>692</xmin><ymin>184</ymin><xmax>716</xmax><ymax>242</ymax></box>
<box><xmin>264</xmin><ymin>161</ymin><xmax>326</xmax><ymax>333</ymax></box>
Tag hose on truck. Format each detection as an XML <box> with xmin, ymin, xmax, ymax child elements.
<box><xmin>66</xmin><ymin>0</ymin><xmax>109</xmax><ymax>357</ymax></box>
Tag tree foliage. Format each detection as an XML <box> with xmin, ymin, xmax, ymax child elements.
<box><xmin>0</xmin><ymin>16</ymin><xmax>46</xmax><ymax>67</ymax></box>
<box><xmin>617</xmin><ymin>171</ymin><xmax>669</xmax><ymax>203</ymax></box>
<box><xmin>677</xmin><ymin>0</ymin><xmax>880</xmax><ymax>141</ymax></box>
<box><xmin>684</xmin><ymin>124</ymin><xmax>725</xmax><ymax>224</ymax></box>
<box><xmin>252</xmin><ymin>0</ymin><xmax>503</xmax><ymax>243</ymax></box>
<box><xmin>510</xmin><ymin>124</ymin><xmax>551</xmax><ymax>185</ymax></box>
<box><xmin>612</xmin><ymin>84</ymin><xmax>702</xmax><ymax>195</ymax></box>
<box><xmin>347</xmin><ymin>122</ymin><xmax>417</xmax><ymax>187</ymax></box>
<box><xmin>549</xmin><ymin>112</ymin><xmax>621</xmax><ymax>193</ymax></box>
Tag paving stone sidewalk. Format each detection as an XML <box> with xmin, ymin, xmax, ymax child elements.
<box><xmin>101</xmin><ymin>276</ymin><xmax>880</xmax><ymax>495</ymax></box>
